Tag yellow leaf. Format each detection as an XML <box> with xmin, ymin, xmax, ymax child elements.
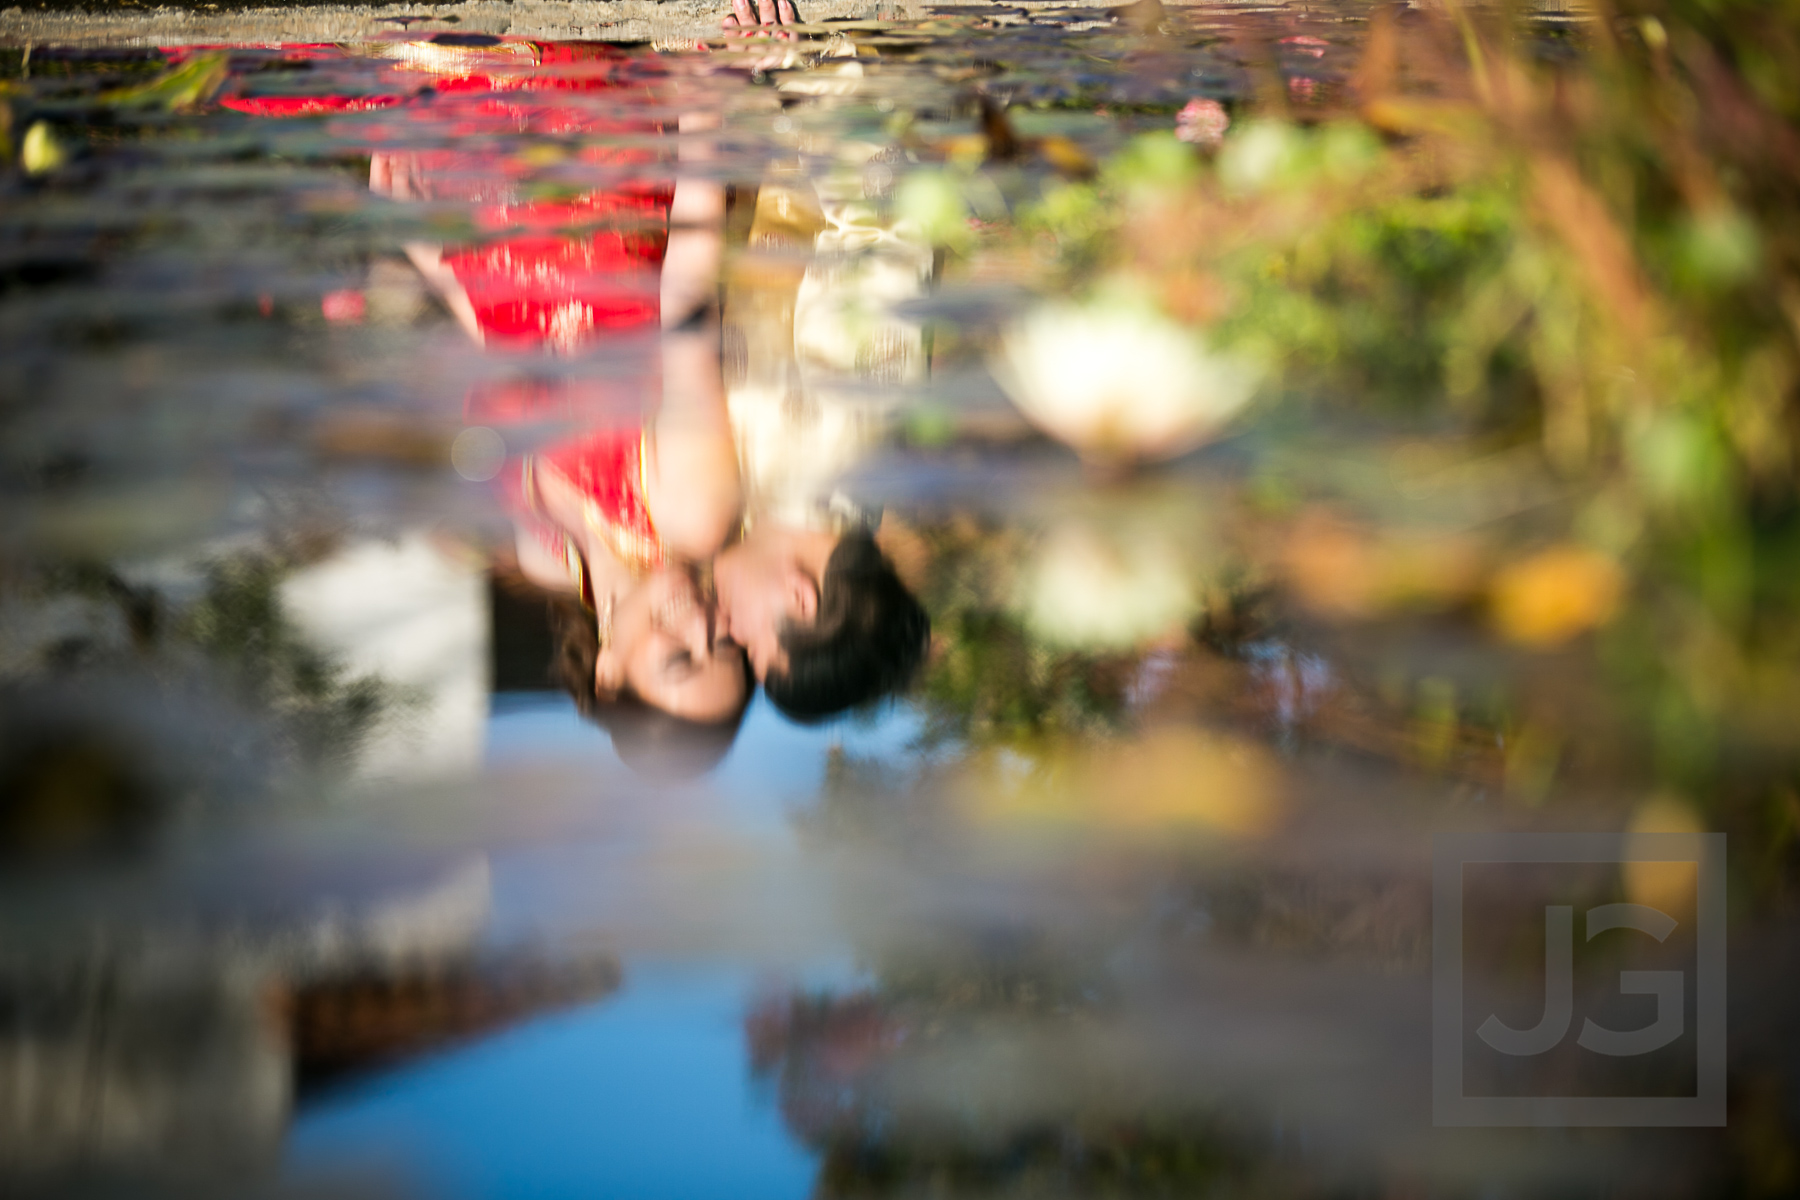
<box><xmin>962</xmin><ymin>728</ymin><xmax>1282</xmax><ymax>838</ymax></box>
<box><xmin>22</xmin><ymin>121</ymin><xmax>67</xmax><ymax>175</ymax></box>
<box><xmin>1490</xmin><ymin>544</ymin><xmax>1623</xmax><ymax>646</ymax></box>
<box><xmin>1623</xmin><ymin>796</ymin><xmax>1704</xmax><ymax>919</ymax></box>
<box><xmin>1035</xmin><ymin>135</ymin><xmax>1094</xmax><ymax>178</ymax></box>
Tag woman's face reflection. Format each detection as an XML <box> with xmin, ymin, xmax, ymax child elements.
<box><xmin>597</xmin><ymin>567</ymin><xmax>747</xmax><ymax>723</ymax></box>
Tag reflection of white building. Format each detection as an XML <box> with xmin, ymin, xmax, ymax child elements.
<box><xmin>282</xmin><ymin>532</ymin><xmax>489</xmax><ymax>784</ymax></box>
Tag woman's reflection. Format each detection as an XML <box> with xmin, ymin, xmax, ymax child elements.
<box><xmin>363</xmin><ymin>40</ymin><xmax>751</xmax><ymax>757</ymax></box>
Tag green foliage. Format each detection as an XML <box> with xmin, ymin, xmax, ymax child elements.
<box><xmin>908</xmin><ymin>523</ymin><xmax>1130</xmax><ymax>752</ymax></box>
<box><xmin>917</xmin><ymin>607</ymin><xmax>1127</xmax><ymax>750</ymax></box>
<box><xmin>894</xmin><ymin>168</ymin><xmax>974</xmax><ymax>251</ymax></box>
<box><xmin>180</xmin><ymin>554</ymin><xmax>398</xmax><ymax>772</ymax></box>
<box><xmin>809</xmin><ymin>1119</ymin><xmax>1258</xmax><ymax>1199</ymax></box>
<box><xmin>923</xmin><ymin>0</ymin><xmax>1800</xmax><ymax>831</ymax></box>
<box><xmin>1211</xmin><ymin>177</ymin><xmax>1525</xmax><ymax>409</ymax></box>
<box><xmin>95</xmin><ymin>52</ymin><xmax>228</xmax><ymax>111</ymax></box>
<box><xmin>1105</xmin><ymin>129</ymin><xmax>1202</xmax><ymax>193</ymax></box>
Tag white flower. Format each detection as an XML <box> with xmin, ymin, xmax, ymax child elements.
<box><xmin>994</xmin><ymin>297</ymin><xmax>1257</xmax><ymax>464</ymax></box>
<box><xmin>1217</xmin><ymin>120</ymin><xmax>1304</xmax><ymax>193</ymax></box>
<box><xmin>1016</xmin><ymin>521</ymin><xmax>1198</xmax><ymax>651</ymax></box>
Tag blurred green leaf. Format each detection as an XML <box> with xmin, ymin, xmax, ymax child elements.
<box><xmin>96</xmin><ymin>51</ymin><xmax>228</xmax><ymax>110</ymax></box>
<box><xmin>894</xmin><ymin>168</ymin><xmax>973</xmax><ymax>251</ymax></box>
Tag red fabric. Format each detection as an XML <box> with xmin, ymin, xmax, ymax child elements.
<box><xmin>422</xmin><ymin>43</ymin><xmax>670</xmax><ymax>565</ymax></box>
<box><xmin>502</xmin><ymin>425</ymin><xmax>664</xmax><ymax>585</ymax></box>
<box><xmin>223</xmin><ymin>39</ymin><xmax>673</xmax><ymax>572</ymax></box>
<box><xmin>441</xmin><ymin>222</ymin><xmax>666</xmax><ymax>351</ymax></box>
<box><xmin>541</xmin><ymin>427</ymin><xmax>661</xmax><ymax>565</ymax></box>
<box><xmin>212</xmin><ymin>38</ymin><xmax>674</xmax><ymax>353</ymax></box>
<box><xmin>417</xmin><ymin>48</ymin><xmax>672</xmax><ymax>354</ymax></box>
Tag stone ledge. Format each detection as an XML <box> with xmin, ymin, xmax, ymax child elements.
<box><xmin>1</xmin><ymin>0</ymin><xmax>941</xmax><ymax>47</ymax></box>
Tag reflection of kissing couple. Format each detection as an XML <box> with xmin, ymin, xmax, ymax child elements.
<box><xmin>512</xmin><ymin>396</ymin><xmax>926</xmax><ymax>771</ymax></box>
<box><xmin>356</xmin><ymin>37</ymin><xmax>925</xmax><ymax>770</ymax></box>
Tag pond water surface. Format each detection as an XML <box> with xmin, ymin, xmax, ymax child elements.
<box><xmin>2</xmin><ymin>4</ymin><xmax>1797</xmax><ymax>1197</ymax></box>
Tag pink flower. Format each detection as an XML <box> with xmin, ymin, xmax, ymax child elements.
<box><xmin>1279</xmin><ymin>34</ymin><xmax>1329</xmax><ymax>58</ymax></box>
<box><xmin>322</xmin><ymin>289</ymin><xmax>366</xmax><ymax>324</ymax></box>
<box><xmin>1175</xmin><ymin>97</ymin><xmax>1229</xmax><ymax>147</ymax></box>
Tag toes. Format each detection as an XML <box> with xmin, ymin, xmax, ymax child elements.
<box><xmin>778</xmin><ymin>0</ymin><xmax>799</xmax><ymax>23</ymax></box>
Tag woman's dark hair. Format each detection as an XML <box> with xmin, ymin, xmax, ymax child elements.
<box><xmin>765</xmin><ymin>531</ymin><xmax>929</xmax><ymax>722</ymax></box>
<box><xmin>547</xmin><ymin>593</ymin><xmax>750</xmax><ymax>780</ymax></box>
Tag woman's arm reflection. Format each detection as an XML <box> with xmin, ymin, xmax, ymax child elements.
<box><xmin>365</xmin><ymin>52</ymin><xmax>750</xmax><ymax>749</ymax></box>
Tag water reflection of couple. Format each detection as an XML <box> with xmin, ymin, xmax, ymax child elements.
<box><xmin>361</xmin><ymin>37</ymin><xmax>925</xmax><ymax>762</ymax></box>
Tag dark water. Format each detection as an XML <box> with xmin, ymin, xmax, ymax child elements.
<box><xmin>1</xmin><ymin>6</ymin><xmax>1795</xmax><ymax>1197</ymax></box>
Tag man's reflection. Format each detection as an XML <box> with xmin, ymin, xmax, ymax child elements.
<box><xmin>715</xmin><ymin>526</ymin><xmax>926</xmax><ymax>720</ymax></box>
<box><xmin>715</xmin><ymin>158</ymin><xmax>933</xmax><ymax>720</ymax></box>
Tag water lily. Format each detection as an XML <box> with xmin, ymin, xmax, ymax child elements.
<box><xmin>1015</xmin><ymin>520</ymin><xmax>1198</xmax><ymax>651</ymax></box>
<box><xmin>994</xmin><ymin>292</ymin><xmax>1258</xmax><ymax>465</ymax></box>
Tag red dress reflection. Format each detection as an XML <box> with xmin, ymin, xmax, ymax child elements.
<box><xmin>214</xmin><ymin>39</ymin><xmax>676</xmax><ymax>592</ymax></box>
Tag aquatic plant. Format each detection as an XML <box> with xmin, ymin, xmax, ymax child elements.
<box><xmin>903</xmin><ymin>0</ymin><xmax>1800</xmax><ymax>838</ymax></box>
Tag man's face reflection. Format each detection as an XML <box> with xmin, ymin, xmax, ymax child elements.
<box><xmin>597</xmin><ymin>567</ymin><xmax>747</xmax><ymax>723</ymax></box>
<box><xmin>715</xmin><ymin>556</ymin><xmax>813</xmax><ymax>681</ymax></box>
<box><xmin>713</xmin><ymin>528</ymin><xmax>838</xmax><ymax>681</ymax></box>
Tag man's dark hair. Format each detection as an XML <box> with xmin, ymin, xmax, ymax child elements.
<box><xmin>765</xmin><ymin>531</ymin><xmax>929</xmax><ymax>722</ymax></box>
<box><xmin>547</xmin><ymin>592</ymin><xmax>750</xmax><ymax>780</ymax></box>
